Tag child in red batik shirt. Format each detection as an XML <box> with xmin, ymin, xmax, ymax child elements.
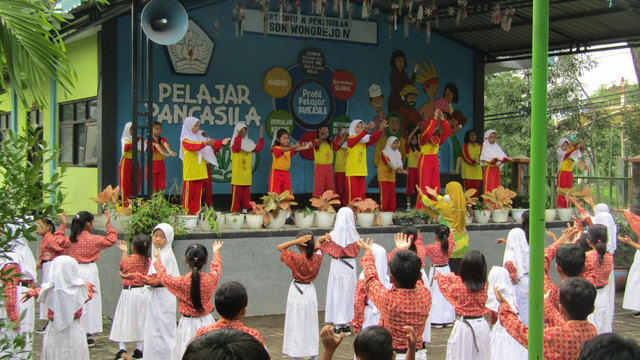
<box><xmin>582</xmin><ymin>225</ymin><xmax>613</xmax><ymax>334</ymax></box>
<box><xmin>36</xmin><ymin>213</ymin><xmax>67</xmax><ymax>331</ymax></box>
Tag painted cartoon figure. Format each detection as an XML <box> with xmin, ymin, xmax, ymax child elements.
<box><xmin>396</xmin><ymin>84</ymin><xmax>423</xmax><ymax>139</ymax></box>
<box><xmin>368</xmin><ymin>84</ymin><xmax>386</xmax><ymax>132</ymax></box>
<box><xmin>388</xmin><ymin>50</ymin><xmax>417</xmax><ymax>113</ymax></box>
<box><xmin>416</xmin><ymin>59</ymin><xmax>439</xmax><ymax>121</ymax></box>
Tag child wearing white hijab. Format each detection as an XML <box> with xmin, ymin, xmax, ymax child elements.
<box><xmin>556</xmin><ymin>137</ymin><xmax>583</xmax><ymax>208</ymax></box>
<box><xmin>352</xmin><ymin>243</ymin><xmax>391</xmax><ymax>333</ymax></box>
<box><xmin>500</xmin><ymin>211</ymin><xmax>530</xmax><ymax>326</ymax></box>
<box><xmin>230</xmin><ymin>122</ymin><xmax>265</xmax><ymax>212</ymax></box>
<box><xmin>120</xmin><ymin>122</ymin><xmax>142</xmax><ymax>206</ymax></box>
<box><xmin>479</xmin><ymin>129</ymin><xmax>510</xmax><ymax>196</ymax></box>
<box><xmin>378</xmin><ymin>136</ymin><xmax>408</xmax><ymax>212</ymax></box>
<box><xmin>179</xmin><ymin>116</ymin><xmax>230</xmax><ymax>215</ymax></box>
<box><xmin>345</xmin><ymin>119</ymin><xmax>385</xmax><ymax>203</ymax></box>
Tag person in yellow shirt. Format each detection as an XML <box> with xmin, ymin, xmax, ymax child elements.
<box><xmin>378</xmin><ymin>136</ymin><xmax>408</xmax><ymax>212</ymax></box>
<box><xmin>230</xmin><ymin>122</ymin><xmax>265</xmax><ymax>213</ymax></box>
<box><xmin>346</xmin><ymin>119</ymin><xmax>386</xmax><ymax>203</ymax></box>
<box><xmin>269</xmin><ymin>129</ymin><xmax>312</xmax><ymax>194</ymax></box>
<box><xmin>461</xmin><ymin>130</ymin><xmax>482</xmax><ymax>198</ymax></box>
<box><xmin>334</xmin><ymin>128</ymin><xmax>350</xmax><ymax>206</ymax></box>
<box><xmin>311</xmin><ymin>124</ymin><xmax>343</xmax><ymax>198</ymax></box>
<box><xmin>404</xmin><ymin>125</ymin><xmax>421</xmax><ymax>209</ymax></box>
<box><xmin>417</xmin><ymin>109</ymin><xmax>450</xmax><ymax>209</ymax></box>
<box><xmin>556</xmin><ymin>137</ymin><xmax>583</xmax><ymax>208</ymax></box>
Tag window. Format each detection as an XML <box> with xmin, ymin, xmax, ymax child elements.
<box><xmin>0</xmin><ymin>112</ymin><xmax>10</xmax><ymax>142</ymax></box>
<box><xmin>59</xmin><ymin>98</ymin><xmax>98</xmax><ymax>166</ymax></box>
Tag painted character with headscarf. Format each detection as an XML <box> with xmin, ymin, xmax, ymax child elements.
<box><xmin>388</xmin><ymin>50</ymin><xmax>417</xmax><ymax>114</ymax></box>
<box><xmin>377</xmin><ymin>136</ymin><xmax>408</xmax><ymax>212</ymax></box>
<box><xmin>179</xmin><ymin>117</ymin><xmax>230</xmax><ymax>215</ymax></box>
<box><xmin>345</xmin><ymin>119</ymin><xmax>386</xmax><ymax>203</ymax></box>
<box><xmin>479</xmin><ymin>129</ymin><xmax>512</xmax><ymax>196</ymax></box>
<box><xmin>416</xmin><ymin>109</ymin><xmax>451</xmax><ymax>209</ymax></box>
<box><xmin>120</xmin><ymin>122</ymin><xmax>142</xmax><ymax>206</ymax></box>
<box><xmin>556</xmin><ymin>137</ymin><xmax>584</xmax><ymax>208</ymax></box>
<box><xmin>230</xmin><ymin>123</ymin><xmax>264</xmax><ymax>213</ymax></box>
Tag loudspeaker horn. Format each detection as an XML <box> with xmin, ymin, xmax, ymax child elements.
<box><xmin>141</xmin><ymin>0</ymin><xmax>189</xmax><ymax>45</ymax></box>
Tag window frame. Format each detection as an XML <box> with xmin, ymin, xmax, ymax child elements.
<box><xmin>58</xmin><ymin>97</ymin><xmax>98</xmax><ymax>167</ymax></box>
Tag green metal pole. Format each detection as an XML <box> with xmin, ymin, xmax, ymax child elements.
<box><xmin>529</xmin><ymin>0</ymin><xmax>549</xmax><ymax>359</ymax></box>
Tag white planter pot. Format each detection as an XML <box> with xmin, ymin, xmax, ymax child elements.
<box><xmin>356</xmin><ymin>213</ymin><xmax>375</xmax><ymax>227</ymax></box>
<box><xmin>266</xmin><ymin>211</ymin><xmax>287</xmax><ymax>229</ymax></box>
<box><xmin>245</xmin><ymin>214</ymin><xmax>264</xmax><ymax>229</ymax></box>
<box><xmin>199</xmin><ymin>218</ymin><xmax>212</xmax><ymax>231</ymax></box>
<box><xmin>226</xmin><ymin>214</ymin><xmax>245</xmax><ymax>230</ymax></box>
<box><xmin>178</xmin><ymin>215</ymin><xmax>199</xmax><ymax>231</ymax></box>
<box><xmin>295</xmin><ymin>212</ymin><xmax>315</xmax><ymax>228</ymax></box>
<box><xmin>216</xmin><ymin>213</ymin><xmax>225</xmax><ymax>229</ymax></box>
<box><xmin>465</xmin><ymin>214</ymin><xmax>473</xmax><ymax>225</ymax></box>
<box><xmin>557</xmin><ymin>208</ymin><xmax>574</xmax><ymax>221</ymax></box>
<box><xmin>511</xmin><ymin>209</ymin><xmax>527</xmax><ymax>223</ymax></box>
<box><xmin>474</xmin><ymin>209</ymin><xmax>491</xmax><ymax>224</ymax></box>
<box><xmin>545</xmin><ymin>209</ymin><xmax>557</xmax><ymax>222</ymax></box>
<box><xmin>492</xmin><ymin>209</ymin><xmax>509</xmax><ymax>223</ymax></box>
<box><xmin>379</xmin><ymin>212</ymin><xmax>394</xmax><ymax>226</ymax></box>
<box><xmin>315</xmin><ymin>211</ymin><xmax>336</xmax><ymax>228</ymax></box>
<box><xmin>109</xmin><ymin>212</ymin><xmax>129</xmax><ymax>233</ymax></box>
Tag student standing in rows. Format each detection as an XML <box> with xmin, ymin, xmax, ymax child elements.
<box><xmin>230</xmin><ymin>122</ymin><xmax>264</xmax><ymax>212</ymax></box>
<box><xmin>312</xmin><ymin>124</ymin><xmax>342</xmax><ymax>199</ymax></box>
<box><xmin>416</xmin><ymin>109</ymin><xmax>450</xmax><ymax>209</ymax></box>
<box><xmin>582</xmin><ymin>225</ymin><xmax>613</xmax><ymax>334</ymax></box>
<box><xmin>479</xmin><ymin>130</ymin><xmax>511</xmax><ymax>196</ymax></box>
<box><xmin>120</xmin><ymin>122</ymin><xmax>141</xmax><ymax>206</ymax></box>
<box><xmin>149</xmin><ymin>121</ymin><xmax>177</xmax><ymax>193</ymax></box>
<box><xmin>277</xmin><ymin>231</ymin><xmax>324</xmax><ymax>360</ymax></box>
<box><xmin>345</xmin><ymin>119</ymin><xmax>385</xmax><ymax>203</ymax></box>
<box><xmin>423</xmin><ymin>225</ymin><xmax>456</xmax><ymax>328</ymax></box>
<box><xmin>63</xmin><ymin>211</ymin><xmax>117</xmax><ymax>346</ymax></box>
<box><xmin>269</xmin><ymin>128</ymin><xmax>311</xmax><ymax>195</ymax></box>
<box><xmin>351</xmin><ymin>242</ymin><xmax>390</xmax><ymax>334</ymax></box>
<box><xmin>180</xmin><ymin>116</ymin><xmax>229</xmax><ymax>215</ymax></box>
<box><xmin>36</xmin><ymin>213</ymin><xmax>67</xmax><ymax>334</ymax></box>
<box><xmin>404</xmin><ymin>125</ymin><xmax>421</xmax><ymax>210</ymax></box>
<box><xmin>461</xmin><ymin>130</ymin><xmax>482</xmax><ymax>197</ymax></box>
<box><xmin>500</xmin><ymin>210</ymin><xmax>531</xmax><ymax>326</ymax></box>
<box><xmin>556</xmin><ymin>137</ymin><xmax>583</xmax><ymax>208</ymax></box>
<box><xmin>378</xmin><ymin>136</ymin><xmax>408</xmax><ymax>212</ymax></box>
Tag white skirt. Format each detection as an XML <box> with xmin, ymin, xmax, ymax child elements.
<box><xmin>361</xmin><ymin>300</ymin><xmax>381</xmax><ymax>330</ymax></box>
<box><xmin>446</xmin><ymin>317</ymin><xmax>491</xmax><ymax>360</ymax></box>
<box><xmin>588</xmin><ymin>285</ymin><xmax>612</xmax><ymax>334</ymax></box>
<box><xmin>39</xmin><ymin>261</ymin><xmax>52</xmax><ymax>320</ymax></box>
<box><xmin>325</xmin><ymin>258</ymin><xmax>357</xmax><ymax>325</ymax></box>
<box><xmin>143</xmin><ymin>287</ymin><xmax>177</xmax><ymax>360</ymax></box>
<box><xmin>515</xmin><ymin>274</ymin><xmax>529</xmax><ymax>327</ymax></box>
<box><xmin>171</xmin><ymin>314</ymin><xmax>215</xmax><ymax>360</ymax></box>
<box><xmin>283</xmin><ymin>281</ymin><xmax>319</xmax><ymax>357</ymax></box>
<box><xmin>76</xmin><ymin>263</ymin><xmax>102</xmax><ymax>334</ymax></box>
<box><xmin>490</xmin><ymin>320</ymin><xmax>528</xmax><ymax>360</ymax></box>
<box><xmin>605</xmin><ymin>270</ymin><xmax>615</xmax><ymax>326</ymax></box>
<box><xmin>427</xmin><ymin>265</ymin><xmax>455</xmax><ymax>324</ymax></box>
<box><xmin>396</xmin><ymin>349</ymin><xmax>427</xmax><ymax>360</ymax></box>
<box><xmin>0</xmin><ymin>285</ymin><xmax>34</xmax><ymax>359</ymax></box>
<box><xmin>109</xmin><ymin>287</ymin><xmax>149</xmax><ymax>342</ymax></box>
<box><xmin>623</xmin><ymin>251</ymin><xmax>640</xmax><ymax>311</ymax></box>
<box><xmin>41</xmin><ymin>319</ymin><xmax>90</xmax><ymax>360</ymax></box>
<box><xmin>421</xmin><ymin>269</ymin><xmax>431</xmax><ymax>343</ymax></box>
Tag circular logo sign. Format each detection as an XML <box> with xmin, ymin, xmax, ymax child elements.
<box><xmin>289</xmin><ymin>79</ymin><xmax>334</xmax><ymax>129</ymax></box>
<box><xmin>265</xmin><ymin>110</ymin><xmax>294</xmax><ymax>138</ymax></box>
<box><xmin>331</xmin><ymin>70</ymin><xmax>356</xmax><ymax>100</ymax></box>
<box><xmin>263</xmin><ymin>67</ymin><xmax>292</xmax><ymax>98</ymax></box>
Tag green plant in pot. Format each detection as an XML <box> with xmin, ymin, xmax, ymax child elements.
<box><xmin>261</xmin><ymin>190</ymin><xmax>297</xmax><ymax>227</ymax></box>
<box><xmin>200</xmin><ymin>205</ymin><xmax>221</xmax><ymax>238</ymax></box>
<box><xmin>124</xmin><ymin>192</ymin><xmax>185</xmax><ymax>242</ymax></box>
<box><xmin>349</xmin><ymin>197</ymin><xmax>379</xmax><ymax>227</ymax></box>
<box><xmin>294</xmin><ymin>206</ymin><xmax>315</xmax><ymax>228</ymax></box>
<box><xmin>309</xmin><ymin>190</ymin><xmax>341</xmax><ymax>213</ymax></box>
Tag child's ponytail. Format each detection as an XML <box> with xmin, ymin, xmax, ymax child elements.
<box><xmin>132</xmin><ymin>233</ymin><xmax>152</xmax><ymax>267</ymax></box>
<box><xmin>587</xmin><ymin>225</ymin><xmax>608</xmax><ymax>265</ymax></box>
<box><xmin>41</xmin><ymin>218</ymin><xmax>55</xmax><ymax>233</ymax></box>
<box><xmin>435</xmin><ymin>224</ymin><xmax>450</xmax><ymax>256</ymax></box>
<box><xmin>70</xmin><ymin>211</ymin><xmax>94</xmax><ymax>243</ymax></box>
<box><xmin>296</xmin><ymin>230</ymin><xmax>315</xmax><ymax>259</ymax></box>
<box><xmin>185</xmin><ymin>244</ymin><xmax>208</xmax><ymax>313</ymax></box>
<box><xmin>401</xmin><ymin>225</ymin><xmax>419</xmax><ymax>253</ymax></box>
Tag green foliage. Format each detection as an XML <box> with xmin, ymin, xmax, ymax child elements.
<box><xmin>123</xmin><ymin>192</ymin><xmax>185</xmax><ymax>242</ymax></box>
<box><xmin>614</xmin><ymin>214</ymin><xmax>636</xmax><ymax>268</ymax></box>
<box><xmin>297</xmin><ymin>206</ymin><xmax>313</xmax><ymax>216</ymax></box>
<box><xmin>200</xmin><ymin>205</ymin><xmax>221</xmax><ymax>238</ymax></box>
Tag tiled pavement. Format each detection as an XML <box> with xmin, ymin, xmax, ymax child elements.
<box><xmin>32</xmin><ymin>292</ymin><xmax>640</xmax><ymax>359</ymax></box>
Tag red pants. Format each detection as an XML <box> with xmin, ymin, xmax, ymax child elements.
<box><xmin>464</xmin><ymin>179</ymin><xmax>481</xmax><ymax>198</ymax></box>
<box><xmin>203</xmin><ymin>167</ymin><xmax>212</xmax><ymax>208</ymax></box>
<box><xmin>335</xmin><ymin>172</ymin><xmax>347</xmax><ymax>206</ymax></box>
<box><xmin>482</xmin><ymin>166</ymin><xmax>501</xmax><ymax>196</ymax></box>
<box><xmin>313</xmin><ymin>164</ymin><xmax>335</xmax><ymax>197</ymax></box>
<box><xmin>417</xmin><ymin>154</ymin><xmax>440</xmax><ymax>209</ymax></box>
<box><xmin>556</xmin><ymin>170</ymin><xmax>573</xmax><ymax>208</ymax></box>
<box><xmin>404</xmin><ymin>167</ymin><xmax>419</xmax><ymax>195</ymax></box>
<box><xmin>231</xmin><ymin>185</ymin><xmax>252</xmax><ymax>212</ymax></box>
<box><xmin>119</xmin><ymin>158</ymin><xmax>140</xmax><ymax>207</ymax></box>
<box><xmin>379</xmin><ymin>181</ymin><xmax>396</xmax><ymax>212</ymax></box>
<box><xmin>183</xmin><ymin>179</ymin><xmax>206</xmax><ymax>215</ymax></box>
<box><xmin>269</xmin><ymin>169</ymin><xmax>291</xmax><ymax>194</ymax></box>
<box><xmin>147</xmin><ymin>160</ymin><xmax>166</xmax><ymax>192</ymax></box>
<box><xmin>347</xmin><ymin>176</ymin><xmax>365</xmax><ymax>203</ymax></box>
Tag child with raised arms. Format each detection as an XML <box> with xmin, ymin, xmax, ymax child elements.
<box><xmin>378</xmin><ymin>136</ymin><xmax>408</xmax><ymax>212</ymax></box>
<box><xmin>230</xmin><ymin>122</ymin><xmax>264</xmax><ymax>212</ymax></box>
<box><xmin>351</xmin><ymin>242</ymin><xmax>390</xmax><ymax>334</ymax></box>
<box><xmin>36</xmin><ymin>213</ymin><xmax>67</xmax><ymax>333</ymax></box>
<box><xmin>269</xmin><ymin>128</ymin><xmax>312</xmax><ymax>195</ymax></box>
<box><xmin>345</xmin><ymin>119</ymin><xmax>385</xmax><ymax>203</ymax></box>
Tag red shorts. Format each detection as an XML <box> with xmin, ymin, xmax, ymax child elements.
<box><xmin>556</xmin><ymin>170</ymin><xmax>573</xmax><ymax>208</ymax></box>
<box><xmin>150</xmin><ymin>160</ymin><xmax>166</xmax><ymax>191</ymax></box>
<box><xmin>379</xmin><ymin>181</ymin><xmax>396</xmax><ymax>212</ymax></box>
<box><xmin>347</xmin><ymin>176</ymin><xmax>366</xmax><ymax>203</ymax></box>
<box><xmin>405</xmin><ymin>167</ymin><xmax>419</xmax><ymax>195</ymax></box>
<box><xmin>269</xmin><ymin>169</ymin><xmax>291</xmax><ymax>194</ymax></box>
<box><xmin>231</xmin><ymin>185</ymin><xmax>251</xmax><ymax>212</ymax></box>
<box><xmin>313</xmin><ymin>164</ymin><xmax>335</xmax><ymax>197</ymax></box>
<box><xmin>335</xmin><ymin>172</ymin><xmax>347</xmax><ymax>206</ymax></box>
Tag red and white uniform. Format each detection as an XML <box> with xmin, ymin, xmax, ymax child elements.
<box><xmin>312</xmin><ymin>136</ymin><xmax>341</xmax><ymax>198</ymax></box>
<box><xmin>269</xmin><ymin>146</ymin><xmax>295</xmax><ymax>194</ymax></box>
<box><xmin>582</xmin><ymin>250</ymin><xmax>613</xmax><ymax>334</ymax></box>
<box><xmin>424</xmin><ymin>236</ymin><xmax>456</xmax><ymax>324</ymax></box>
<box><xmin>38</xmin><ymin>224</ymin><xmax>68</xmax><ymax>320</ymax></box>
<box><xmin>417</xmin><ymin>117</ymin><xmax>451</xmax><ymax>209</ymax></box>
<box><xmin>109</xmin><ymin>254</ymin><xmax>150</xmax><ymax>343</ymax></box>
<box><xmin>556</xmin><ymin>138</ymin><xmax>583</xmax><ymax>208</ymax></box>
<box><xmin>345</xmin><ymin>120</ymin><xmax>383</xmax><ymax>203</ymax></box>
<box><xmin>479</xmin><ymin>130</ymin><xmax>508</xmax><ymax>197</ymax></box>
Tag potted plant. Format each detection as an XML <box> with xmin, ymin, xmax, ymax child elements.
<box><xmin>556</xmin><ymin>186</ymin><xmax>593</xmax><ymax>221</ymax></box>
<box><xmin>473</xmin><ymin>198</ymin><xmax>492</xmax><ymax>225</ymax></box>
<box><xmin>393</xmin><ymin>211</ymin><xmax>411</xmax><ymax>226</ymax></box>
<box><xmin>408</xmin><ymin>209</ymin><xmax>424</xmax><ymax>225</ymax></box>
<box><xmin>545</xmin><ymin>197</ymin><xmax>557</xmax><ymax>222</ymax></box>
<box><xmin>510</xmin><ymin>192</ymin><xmax>529</xmax><ymax>223</ymax></box>
<box><xmin>310</xmin><ymin>190</ymin><xmax>341</xmax><ymax>228</ymax></box>
<box><xmin>379</xmin><ymin>209</ymin><xmax>394</xmax><ymax>226</ymax></box>
<box><xmin>294</xmin><ymin>206</ymin><xmax>315</xmax><ymax>228</ymax></box>
<box><xmin>481</xmin><ymin>186</ymin><xmax>516</xmax><ymax>223</ymax></box>
<box><xmin>177</xmin><ymin>207</ymin><xmax>199</xmax><ymax>231</ymax></box>
<box><xmin>350</xmin><ymin>198</ymin><xmax>379</xmax><ymax>227</ymax></box>
<box><xmin>246</xmin><ymin>201</ymin><xmax>266</xmax><ymax>229</ymax></box>
<box><xmin>261</xmin><ymin>191</ymin><xmax>297</xmax><ymax>229</ymax></box>
<box><xmin>199</xmin><ymin>205</ymin><xmax>222</xmax><ymax>238</ymax></box>
<box><xmin>90</xmin><ymin>185</ymin><xmax>131</xmax><ymax>232</ymax></box>
<box><xmin>124</xmin><ymin>192</ymin><xmax>185</xmax><ymax>241</ymax></box>
<box><xmin>226</xmin><ymin>212</ymin><xmax>245</xmax><ymax>230</ymax></box>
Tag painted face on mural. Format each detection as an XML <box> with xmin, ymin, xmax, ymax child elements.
<box><xmin>444</xmin><ymin>87</ymin><xmax>455</xmax><ymax>102</ymax></box>
<box><xmin>561</xmin><ymin>141</ymin><xmax>570</xmax><ymax>151</ymax></box>
<box><xmin>488</xmin><ymin>132</ymin><xmax>497</xmax><ymax>144</ymax></box>
<box><xmin>425</xmin><ymin>83</ymin><xmax>439</xmax><ymax>99</ymax></box>
<box><xmin>388</xmin><ymin>115</ymin><xmax>400</xmax><ymax>135</ymax></box>
<box><xmin>191</xmin><ymin>121</ymin><xmax>200</xmax><ymax>134</ymax></box>
<box><xmin>404</xmin><ymin>93</ymin><xmax>417</xmax><ymax>109</ymax></box>
<box><xmin>369</xmin><ymin>95</ymin><xmax>385</xmax><ymax>112</ymax></box>
<box><xmin>447</xmin><ymin>115</ymin><xmax>460</xmax><ymax>134</ymax></box>
<box><xmin>395</xmin><ymin>56</ymin><xmax>405</xmax><ymax>71</ymax></box>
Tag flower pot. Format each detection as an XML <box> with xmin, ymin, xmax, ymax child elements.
<box><xmin>557</xmin><ymin>208</ymin><xmax>573</xmax><ymax>221</ymax></box>
<box><xmin>295</xmin><ymin>212</ymin><xmax>315</xmax><ymax>228</ymax></box>
<box><xmin>474</xmin><ymin>209</ymin><xmax>491</xmax><ymax>224</ymax></box>
<box><xmin>266</xmin><ymin>211</ymin><xmax>287</xmax><ymax>229</ymax></box>
<box><xmin>545</xmin><ymin>209</ymin><xmax>557</xmax><ymax>222</ymax></box>
<box><xmin>245</xmin><ymin>214</ymin><xmax>264</xmax><ymax>229</ymax></box>
<box><xmin>226</xmin><ymin>214</ymin><xmax>245</xmax><ymax>230</ymax></box>
<box><xmin>356</xmin><ymin>213</ymin><xmax>375</xmax><ymax>227</ymax></box>
<box><xmin>109</xmin><ymin>212</ymin><xmax>130</xmax><ymax>233</ymax></box>
<box><xmin>412</xmin><ymin>216</ymin><xmax>424</xmax><ymax>225</ymax></box>
<box><xmin>178</xmin><ymin>215</ymin><xmax>199</xmax><ymax>231</ymax></box>
<box><xmin>199</xmin><ymin>218</ymin><xmax>213</xmax><ymax>231</ymax></box>
<box><xmin>492</xmin><ymin>209</ymin><xmax>509</xmax><ymax>223</ymax></box>
<box><xmin>315</xmin><ymin>211</ymin><xmax>336</xmax><ymax>228</ymax></box>
<box><xmin>379</xmin><ymin>212</ymin><xmax>394</xmax><ymax>226</ymax></box>
<box><xmin>216</xmin><ymin>212</ymin><xmax>225</xmax><ymax>229</ymax></box>
<box><xmin>511</xmin><ymin>209</ymin><xmax>527</xmax><ymax>223</ymax></box>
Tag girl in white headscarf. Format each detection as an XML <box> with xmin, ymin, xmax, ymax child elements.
<box><xmin>352</xmin><ymin>243</ymin><xmax>391</xmax><ymax>334</ymax></box>
<box><xmin>22</xmin><ymin>255</ymin><xmax>93</xmax><ymax>360</ymax></box>
<box><xmin>345</xmin><ymin>119</ymin><xmax>385</xmax><ymax>203</ymax></box>
<box><xmin>556</xmin><ymin>138</ymin><xmax>583</xmax><ymax>208</ymax></box>
<box><xmin>500</xmin><ymin>210</ymin><xmax>530</xmax><ymax>326</ymax></box>
<box><xmin>230</xmin><ymin>122</ymin><xmax>265</xmax><ymax>213</ymax></box>
<box><xmin>180</xmin><ymin>117</ymin><xmax>230</xmax><ymax>215</ymax></box>
<box><xmin>120</xmin><ymin>122</ymin><xmax>142</xmax><ymax>206</ymax></box>
<box><xmin>479</xmin><ymin>130</ymin><xmax>511</xmax><ymax>196</ymax></box>
<box><xmin>378</xmin><ymin>136</ymin><xmax>408</xmax><ymax>212</ymax></box>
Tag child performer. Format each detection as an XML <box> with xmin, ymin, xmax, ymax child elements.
<box><xmin>424</xmin><ymin>225</ymin><xmax>456</xmax><ymax>327</ymax></box>
<box><xmin>582</xmin><ymin>225</ymin><xmax>613</xmax><ymax>334</ymax></box>
<box><xmin>312</xmin><ymin>124</ymin><xmax>342</xmax><ymax>198</ymax></box>
<box><xmin>200</xmin><ymin>130</ymin><xmax>214</xmax><ymax>208</ymax></box>
<box><xmin>416</xmin><ymin>109</ymin><xmax>451</xmax><ymax>209</ymax></box>
<box><xmin>36</xmin><ymin>213</ymin><xmax>67</xmax><ymax>332</ymax></box>
<box><xmin>319</xmin><ymin>207</ymin><xmax>360</xmax><ymax>335</ymax></box>
<box><xmin>543</xmin><ymin>226</ymin><xmax>585</xmax><ymax>311</ymax></box>
<box><xmin>120</xmin><ymin>122</ymin><xmax>141</xmax><ymax>206</ymax></box>
<box><xmin>110</xmin><ymin>236</ymin><xmax>151</xmax><ymax>360</ymax></box>
<box><xmin>269</xmin><ymin>128</ymin><xmax>312</xmax><ymax>195</ymax></box>
<box><xmin>230</xmin><ymin>123</ymin><xmax>264</xmax><ymax>212</ymax></box>
<box><xmin>155</xmin><ymin>242</ymin><xmax>223</xmax><ymax>360</ymax></box>
<box><xmin>484</xmin><ymin>266</ymin><xmax>528</xmax><ymax>360</ymax></box>
<box><xmin>346</xmin><ymin>119</ymin><xmax>386</xmax><ymax>203</ymax></box>
<box><xmin>496</xmin><ymin>278</ymin><xmax>597</xmax><ymax>360</ymax></box>
<box><xmin>435</xmin><ymin>250</ymin><xmax>490</xmax><ymax>360</ymax></box>
<box><xmin>556</xmin><ymin>138</ymin><xmax>583</xmax><ymax>208</ymax></box>
<box><xmin>501</xmin><ymin>210</ymin><xmax>530</xmax><ymax>326</ymax></box>
<box><xmin>149</xmin><ymin>121</ymin><xmax>177</xmax><ymax>193</ymax></box>
<box><xmin>479</xmin><ymin>130</ymin><xmax>511</xmax><ymax>196</ymax></box>
<box><xmin>63</xmin><ymin>211</ymin><xmax>117</xmax><ymax>345</ymax></box>
<box><xmin>334</xmin><ymin>128</ymin><xmax>350</xmax><ymax>206</ymax></box>
<box><xmin>461</xmin><ymin>130</ymin><xmax>482</xmax><ymax>196</ymax></box>
<box><xmin>378</xmin><ymin>136</ymin><xmax>408</xmax><ymax>212</ymax></box>
<box><xmin>405</xmin><ymin>125</ymin><xmax>421</xmax><ymax>210</ymax></box>
<box><xmin>352</xmin><ymin>243</ymin><xmax>390</xmax><ymax>334</ymax></box>
<box><xmin>22</xmin><ymin>256</ymin><xmax>95</xmax><ymax>360</ymax></box>
<box><xmin>619</xmin><ymin>209</ymin><xmax>640</xmax><ymax>316</ymax></box>
<box><xmin>179</xmin><ymin>116</ymin><xmax>230</xmax><ymax>215</ymax></box>
<box><xmin>277</xmin><ymin>231</ymin><xmax>324</xmax><ymax>359</ymax></box>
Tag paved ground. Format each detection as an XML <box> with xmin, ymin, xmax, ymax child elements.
<box><xmin>32</xmin><ymin>292</ymin><xmax>640</xmax><ymax>359</ymax></box>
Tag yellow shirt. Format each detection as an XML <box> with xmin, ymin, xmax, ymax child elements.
<box><xmin>231</xmin><ymin>151</ymin><xmax>253</xmax><ymax>185</ymax></box>
<box><xmin>406</xmin><ymin>147</ymin><xmax>421</xmax><ymax>169</ymax></box>
<box><xmin>314</xmin><ymin>141</ymin><xmax>334</xmax><ymax>165</ymax></box>
<box><xmin>272</xmin><ymin>146</ymin><xmax>292</xmax><ymax>171</ymax></box>
<box><xmin>560</xmin><ymin>158</ymin><xmax>575</xmax><ymax>172</ymax></box>
<box><xmin>122</xmin><ymin>141</ymin><xmax>133</xmax><ymax>160</ymax></box>
<box><xmin>421</xmin><ymin>141</ymin><xmax>440</xmax><ymax>155</ymax></box>
<box><xmin>373</xmin><ymin>136</ymin><xmax>406</xmax><ymax>167</ymax></box>
<box><xmin>182</xmin><ymin>140</ymin><xmax>208</xmax><ymax>181</ymax></box>
<box><xmin>377</xmin><ymin>153</ymin><xmax>395</xmax><ymax>182</ymax></box>
<box><xmin>335</xmin><ymin>148</ymin><xmax>348</xmax><ymax>173</ymax></box>
<box><xmin>346</xmin><ymin>142</ymin><xmax>367</xmax><ymax>177</ymax></box>
<box><xmin>461</xmin><ymin>143</ymin><xmax>482</xmax><ymax>180</ymax></box>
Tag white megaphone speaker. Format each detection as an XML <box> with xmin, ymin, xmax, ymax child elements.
<box><xmin>141</xmin><ymin>0</ymin><xmax>189</xmax><ymax>45</ymax></box>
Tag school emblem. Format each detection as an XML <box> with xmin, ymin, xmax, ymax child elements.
<box><xmin>167</xmin><ymin>20</ymin><xmax>214</xmax><ymax>75</ymax></box>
